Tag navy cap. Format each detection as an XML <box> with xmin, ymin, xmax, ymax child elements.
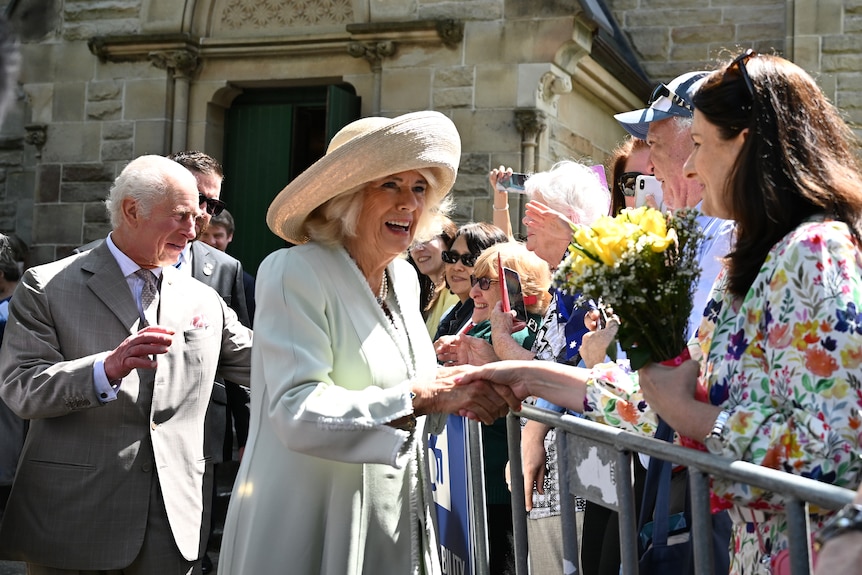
<box><xmin>614</xmin><ymin>71</ymin><xmax>710</xmax><ymax>139</ymax></box>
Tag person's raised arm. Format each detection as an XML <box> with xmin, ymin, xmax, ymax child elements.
<box><xmin>490</xmin><ymin>166</ymin><xmax>514</xmax><ymax>238</ymax></box>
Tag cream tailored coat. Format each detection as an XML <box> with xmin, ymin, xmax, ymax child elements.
<box><xmin>218</xmin><ymin>243</ymin><xmax>446</xmax><ymax>575</ymax></box>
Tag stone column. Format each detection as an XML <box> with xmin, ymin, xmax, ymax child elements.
<box><xmin>514</xmin><ymin>109</ymin><xmax>547</xmax><ymax>174</ymax></box>
<box><xmin>347</xmin><ymin>40</ymin><xmax>396</xmax><ymax>115</ymax></box>
<box><xmin>149</xmin><ymin>49</ymin><xmax>200</xmax><ymax>152</ymax></box>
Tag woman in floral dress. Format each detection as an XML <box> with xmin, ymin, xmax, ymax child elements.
<box><xmin>462</xmin><ymin>52</ymin><xmax>862</xmax><ymax>574</ymax></box>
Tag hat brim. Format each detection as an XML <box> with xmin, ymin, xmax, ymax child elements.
<box><xmin>613</xmin><ymin>108</ymin><xmax>677</xmax><ymax>140</ymax></box>
<box><xmin>266</xmin><ymin>111</ymin><xmax>461</xmax><ymax>244</ymax></box>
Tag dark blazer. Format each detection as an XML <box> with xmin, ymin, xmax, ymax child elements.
<box><xmin>0</xmin><ymin>243</ymin><xmax>252</xmax><ymax>568</ymax></box>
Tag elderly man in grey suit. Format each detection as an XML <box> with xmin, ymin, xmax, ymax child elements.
<box><xmin>0</xmin><ymin>154</ymin><xmax>253</xmax><ymax>574</ymax></box>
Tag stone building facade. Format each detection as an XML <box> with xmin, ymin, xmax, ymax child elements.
<box><xmin>0</xmin><ymin>0</ymin><xmax>858</xmax><ymax>272</ymax></box>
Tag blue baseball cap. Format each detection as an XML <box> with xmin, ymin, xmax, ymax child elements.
<box><xmin>614</xmin><ymin>71</ymin><xmax>710</xmax><ymax>139</ymax></box>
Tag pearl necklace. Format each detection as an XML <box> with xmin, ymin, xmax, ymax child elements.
<box><xmin>376</xmin><ymin>270</ymin><xmax>388</xmax><ymax>305</ymax></box>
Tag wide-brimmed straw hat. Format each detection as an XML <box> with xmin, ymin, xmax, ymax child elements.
<box><xmin>267</xmin><ymin>110</ymin><xmax>461</xmax><ymax>244</ymax></box>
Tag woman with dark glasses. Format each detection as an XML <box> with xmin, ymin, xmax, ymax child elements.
<box><xmin>432</xmin><ymin>221</ymin><xmax>507</xmax><ymax>340</ymax></box>
<box><xmin>606</xmin><ymin>136</ymin><xmax>651</xmax><ymax>215</ymax></box>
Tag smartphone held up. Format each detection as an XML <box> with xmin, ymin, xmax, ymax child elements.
<box><xmin>635</xmin><ymin>175</ymin><xmax>664</xmax><ymax>211</ymax></box>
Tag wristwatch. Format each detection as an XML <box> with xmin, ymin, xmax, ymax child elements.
<box><xmin>815</xmin><ymin>503</ymin><xmax>862</xmax><ymax>548</ymax></box>
<box><xmin>703</xmin><ymin>410</ymin><xmax>731</xmax><ymax>455</ymax></box>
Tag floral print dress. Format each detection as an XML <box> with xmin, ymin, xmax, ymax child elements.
<box><xmin>581</xmin><ymin>219</ymin><xmax>862</xmax><ymax>574</ymax></box>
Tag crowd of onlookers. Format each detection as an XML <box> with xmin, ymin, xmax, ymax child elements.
<box><xmin>0</xmin><ymin>25</ymin><xmax>859</xmax><ymax>575</ymax></box>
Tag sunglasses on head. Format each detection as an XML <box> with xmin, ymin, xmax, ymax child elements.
<box><xmin>648</xmin><ymin>83</ymin><xmax>693</xmax><ymax>112</ymax></box>
<box><xmin>199</xmin><ymin>193</ymin><xmax>226</xmax><ymax>217</ymax></box>
<box><xmin>618</xmin><ymin>171</ymin><xmax>644</xmax><ymax>197</ymax></box>
<box><xmin>441</xmin><ymin>250</ymin><xmax>477</xmax><ymax>267</ymax></box>
<box><xmin>470</xmin><ymin>275</ymin><xmax>498</xmax><ymax>291</ymax></box>
<box><xmin>728</xmin><ymin>48</ymin><xmax>757</xmax><ymax>99</ymax></box>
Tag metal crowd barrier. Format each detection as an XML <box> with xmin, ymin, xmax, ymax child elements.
<box><xmin>506</xmin><ymin>404</ymin><xmax>858</xmax><ymax>575</ymax></box>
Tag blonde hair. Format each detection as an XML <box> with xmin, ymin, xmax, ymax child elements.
<box><xmin>472</xmin><ymin>241</ymin><xmax>552</xmax><ymax>316</ymax></box>
<box><xmin>304</xmin><ymin>168</ymin><xmax>449</xmax><ymax>247</ymax></box>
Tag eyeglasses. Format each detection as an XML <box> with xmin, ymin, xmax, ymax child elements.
<box><xmin>199</xmin><ymin>193</ymin><xmax>226</xmax><ymax>217</ymax></box>
<box><xmin>441</xmin><ymin>250</ymin><xmax>477</xmax><ymax>267</ymax></box>
<box><xmin>728</xmin><ymin>48</ymin><xmax>757</xmax><ymax>98</ymax></box>
<box><xmin>470</xmin><ymin>275</ymin><xmax>498</xmax><ymax>291</ymax></box>
<box><xmin>648</xmin><ymin>83</ymin><xmax>693</xmax><ymax>112</ymax></box>
<box><xmin>618</xmin><ymin>171</ymin><xmax>644</xmax><ymax>197</ymax></box>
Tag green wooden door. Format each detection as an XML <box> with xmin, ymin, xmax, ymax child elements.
<box><xmin>222</xmin><ymin>86</ymin><xmax>360</xmax><ymax>276</ymax></box>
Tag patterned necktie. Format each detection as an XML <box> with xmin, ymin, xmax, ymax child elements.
<box><xmin>134</xmin><ymin>268</ymin><xmax>159</xmax><ymax>327</ymax></box>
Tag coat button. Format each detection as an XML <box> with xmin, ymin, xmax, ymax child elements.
<box><xmin>151</xmin><ymin>421</ymin><xmax>158</xmax><ymax>430</ymax></box>
<box><xmin>141</xmin><ymin>462</ymin><xmax>152</xmax><ymax>473</ymax></box>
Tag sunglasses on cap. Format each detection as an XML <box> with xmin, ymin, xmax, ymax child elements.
<box><xmin>441</xmin><ymin>250</ymin><xmax>477</xmax><ymax>267</ymax></box>
<box><xmin>648</xmin><ymin>83</ymin><xmax>693</xmax><ymax>112</ymax></box>
<box><xmin>199</xmin><ymin>193</ymin><xmax>226</xmax><ymax>217</ymax></box>
<box><xmin>618</xmin><ymin>171</ymin><xmax>644</xmax><ymax>197</ymax></box>
<box><xmin>469</xmin><ymin>275</ymin><xmax>498</xmax><ymax>291</ymax></box>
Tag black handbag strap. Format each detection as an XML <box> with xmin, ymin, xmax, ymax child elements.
<box><xmin>638</xmin><ymin>418</ymin><xmax>683</xmax><ymax>548</ymax></box>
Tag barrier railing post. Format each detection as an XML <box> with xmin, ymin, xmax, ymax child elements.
<box><xmin>689</xmin><ymin>468</ymin><xmax>715</xmax><ymax>575</ymax></box>
<box><xmin>466</xmin><ymin>419</ymin><xmax>490</xmax><ymax>575</ymax></box>
<box><xmin>615</xmin><ymin>449</ymin><xmax>639</xmax><ymax>575</ymax></box>
<box><xmin>785</xmin><ymin>498</ymin><xmax>813</xmax><ymax>575</ymax></box>
<box><xmin>556</xmin><ymin>432</ymin><xmax>581</xmax><ymax>573</ymax></box>
<box><xmin>507</xmin><ymin>412</ymin><xmax>530</xmax><ymax>575</ymax></box>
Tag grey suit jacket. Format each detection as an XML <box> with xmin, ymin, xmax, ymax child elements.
<box><xmin>0</xmin><ymin>242</ymin><xmax>252</xmax><ymax>569</ymax></box>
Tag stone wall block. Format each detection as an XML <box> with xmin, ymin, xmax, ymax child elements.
<box><xmin>459</xmin><ymin>153</ymin><xmax>491</xmax><ymax>175</ymax></box>
<box><xmin>84</xmin><ymin>202</ymin><xmax>110</xmax><ymax>222</ymax></box>
<box><xmin>53</xmin><ymin>42</ymin><xmax>97</xmax><ymax>82</ymax></box>
<box><xmin>101</xmin><ymin>140</ymin><xmax>134</xmax><ymax>162</ymax></box>
<box><xmin>87</xmin><ymin>100</ymin><xmax>123</xmax><ymax>121</ymax></box>
<box><xmin>133</xmin><ymin>120</ymin><xmax>168</xmax><ymax>156</ymax></box>
<box><xmin>33</xmin><ymin>203</ymin><xmax>84</xmax><ymax>245</ymax></box>
<box><xmin>822</xmin><ymin>53</ymin><xmax>862</xmax><ymax>73</ymax></box>
<box><xmin>63</xmin><ymin>163</ymin><xmax>114</xmax><ymax>182</ymax></box>
<box><xmin>793</xmin><ymin>0</ymin><xmax>843</xmax><ymax>35</ymax></box>
<box><xmin>436</xmin><ymin>67</ymin><xmax>474</xmax><ymax>88</ymax></box>
<box><xmin>670</xmin><ymin>43</ymin><xmax>711</xmax><ymax>62</ymax></box>
<box><xmin>417</xmin><ymin>1</ymin><xmax>501</xmax><ymax>20</ymax></box>
<box><xmin>628</xmin><ymin>28</ymin><xmax>671</xmax><ymax>60</ymax></box>
<box><xmin>736</xmin><ymin>23</ymin><xmax>785</xmax><ymax>44</ymax></box>
<box><xmin>433</xmin><ymin>87</ymin><xmax>473</xmax><ymax>108</ymax></box>
<box><xmin>124</xmin><ymin>80</ymin><xmax>169</xmax><ymax>120</ymax></box>
<box><xmin>102</xmin><ymin>121</ymin><xmax>134</xmax><ymax>140</ymax></box>
<box><xmin>474</xmin><ymin>65</ymin><xmax>517</xmax><ymax>108</ymax></box>
<box><xmin>64</xmin><ymin>20</ymin><xmax>140</xmax><ymax>42</ymax></box>
<box><xmin>0</xmin><ymin>151</ymin><xmax>23</xmax><ymax>167</ymax></box>
<box><xmin>36</xmin><ymin>164</ymin><xmax>61</xmax><ymax>203</ymax></box>
<box><xmin>83</xmin><ymin>222</ymin><xmax>112</xmax><ymax>243</ymax></box>
<box><xmin>381</xmin><ymin>70</ymin><xmax>432</xmax><ymax>110</ymax></box>
<box><xmin>24</xmin><ymin>84</ymin><xmax>54</xmax><ymax>124</ymax></box>
<box><xmin>672</xmin><ymin>25</ymin><xmax>735</xmax><ymax>44</ymax></box>
<box><xmin>88</xmin><ymin>81</ymin><xmax>123</xmax><ymax>102</ymax></box>
<box><xmin>53</xmin><ymin>83</ymin><xmax>86</xmax><ymax>122</ymax></box>
<box><xmin>624</xmin><ymin>9</ymin><xmax>721</xmax><ymax>27</ymax></box>
<box><xmin>42</xmin><ymin>124</ymin><xmax>102</xmax><ymax>163</ymax></box>
<box><xmin>64</xmin><ymin>0</ymin><xmax>140</xmax><ymax>21</ymax></box>
<box><xmin>61</xmin><ymin>182</ymin><xmax>112</xmax><ymax>203</ymax></box>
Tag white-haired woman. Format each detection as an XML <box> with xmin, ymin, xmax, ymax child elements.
<box><xmin>218</xmin><ymin>112</ymin><xmax>519</xmax><ymax>575</ymax></box>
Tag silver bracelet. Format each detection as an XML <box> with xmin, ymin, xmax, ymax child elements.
<box><xmin>493</xmin><ymin>204</ymin><xmax>509</xmax><ymax>211</ymax></box>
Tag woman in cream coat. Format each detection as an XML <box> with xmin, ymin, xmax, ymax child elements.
<box><xmin>218</xmin><ymin>111</ymin><xmax>518</xmax><ymax>575</ymax></box>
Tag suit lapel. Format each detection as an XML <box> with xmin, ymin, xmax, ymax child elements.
<box><xmin>81</xmin><ymin>243</ymin><xmax>141</xmax><ymax>333</ymax></box>
<box><xmin>190</xmin><ymin>241</ymin><xmax>214</xmax><ymax>282</ymax></box>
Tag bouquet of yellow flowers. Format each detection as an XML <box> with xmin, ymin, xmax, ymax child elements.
<box><xmin>554</xmin><ymin>207</ymin><xmax>704</xmax><ymax>370</ymax></box>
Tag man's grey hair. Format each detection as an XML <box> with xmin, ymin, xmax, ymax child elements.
<box><xmin>105</xmin><ymin>155</ymin><xmax>196</xmax><ymax>229</ymax></box>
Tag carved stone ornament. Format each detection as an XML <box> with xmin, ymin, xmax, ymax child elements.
<box><xmin>148</xmin><ymin>50</ymin><xmax>200</xmax><ymax>77</ymax></box>
<box><xmin>220</xmin><ymin>0</ymin><xmax>353</xmax><ymax>30</ymax></box>
<box><xmin>24</xmin><ymin>124</ymin><xmax>47</xmax><ymax>149</ymax></box>
<box><xmin>515</xmin><ymin>109</ymin><xmax>547</xmax><ymax>142</ymax></box>
<box><xmin>347</xmin><ymin>40</ymin><xmax>396</xmax><ymax>66</ymax></box>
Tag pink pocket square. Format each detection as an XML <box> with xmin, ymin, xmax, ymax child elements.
<box><xmin>189</xmin><ymin>314</ymin><xmax>210</xmax><ymax>329</ymax></box>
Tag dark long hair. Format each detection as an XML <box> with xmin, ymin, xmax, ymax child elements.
<box><xmin>693</xmin><ymin>52</ymin><xmax>862</xmax><ymax>296</ymax></box>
